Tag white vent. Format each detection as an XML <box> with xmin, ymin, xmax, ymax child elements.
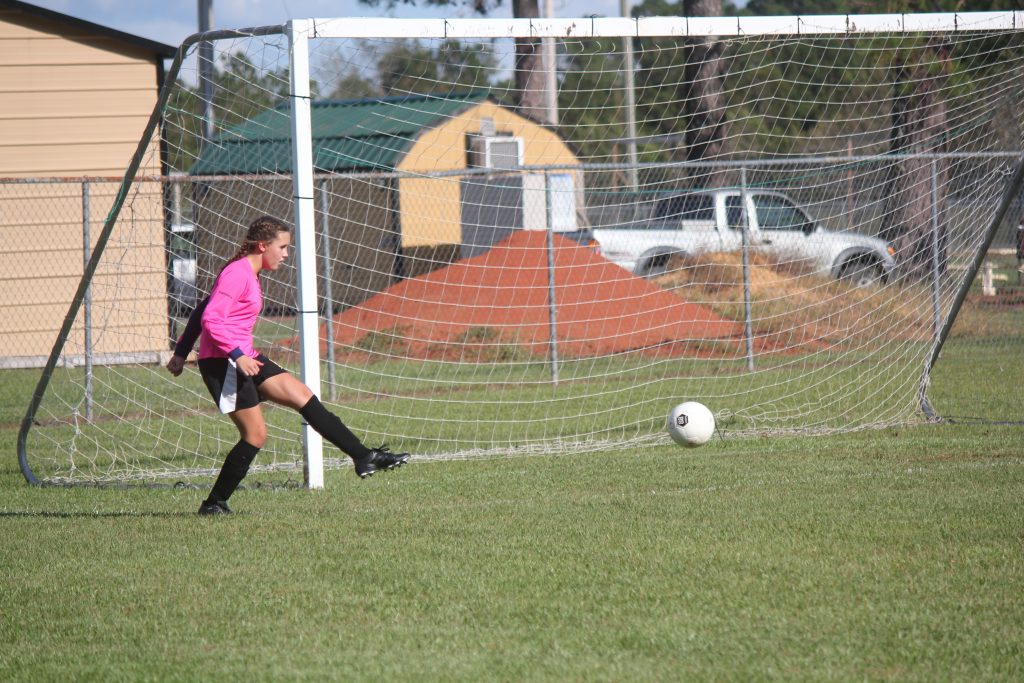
<box><xmin>468</xmin><ymin>136</ymin><xmax>523</xmax><ymax>169</ymax></box>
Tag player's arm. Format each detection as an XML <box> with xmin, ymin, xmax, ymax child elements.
<box><xmin>166</xmin><ymin>297</ymin><xmax>209</xmax><ymax>376</ymax></box>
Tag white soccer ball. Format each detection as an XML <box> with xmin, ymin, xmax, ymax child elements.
<box><xmin>667</xmin><ymin>401</ymin><xmax>716</xmax><ymax>447</ymax></box>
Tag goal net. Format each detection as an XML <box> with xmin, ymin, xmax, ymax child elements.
<box><xmin>17</xmin><ymin>13</ymin><xmax>1024</xmax><ymax>486</ymax></box>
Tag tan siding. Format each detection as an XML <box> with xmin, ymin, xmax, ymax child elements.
<box><xmin>0</xmin><ymin>252</ymin><xmax>90</xmax><ymax>280</ymax></box>
<box><xmin>0</xmin><ymin>16</ymin><xmax>161</xmax><ymax>178</ymax></box>
<box><xmin>2</xmin><ymin>313</ymin><xmax>168</xmax><ymax>360</ymax></box>
<box><xmin>0</xmin><ymin>35</ymin><xmax>155</xmax><ymax>66</ymax></box>
<box><xmin>0</xmin><ymin>116</ymin><xmax>160</xmax><ymax>146</ymax></box>
<box><xmin>1</xmin><ymin>90</ymin><xmax>156</xmax><ymax>118</ymax></box>
<box><xmin>0</xmin><ymin>12</ymin><xmax>169</xmax><ymax>364</ymax></box>
<box><xmin>0</xmin><ymin>182</ymin><xmax>158</xmax><ymax>240</ymax></box>
<box><xmin>0</xmin><ymin>169</ymin><xmax>166</xmax><ymax>362</ymax></box>
<box><xmin>398</xmin><ymin>177</ymin><xmax>462</xmax><ymax>247</ymax></box>
<box><xmin>0</xmin><ymin>204</ymin><xmax>87</xmax><ymax>242</ymax></box>
<box><xmin>0</xmin><ymin>63</ymin><xmax>157</xmax><ymax>92</ymax></box>
<box><xmin>2</xmin><ymin>295</ymin><xmax>168</xmax><ymax>358</ymax></box>
<box><xmin>0</xmin><ymin>132</ymin><xmax>161</xmax><ymax>182</ymax></box>
<box><xmin>1</xmin><ymin>284</ymin><xmax>83</xmax><ymax>316</ymax></box>
<box><xmin>0</xmin><ymin>241</ymin><xmax>165</xmax><ymax>290</ymax></box>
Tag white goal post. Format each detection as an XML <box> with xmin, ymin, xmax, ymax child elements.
<box><xmin>16</xmin><ymin>12</ymin><xmax>1024</xmax><ymax>487</ymax></box>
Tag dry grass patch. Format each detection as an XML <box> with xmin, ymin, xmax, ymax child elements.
<box><xmin>654</xmin><ymin>252</ymin><xmax>938</xmax><ymax>350</ymax></box>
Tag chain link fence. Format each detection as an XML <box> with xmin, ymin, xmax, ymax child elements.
<box><xmin>3</xmin><ymin>152</ymin><xmax>1022</xmax><ymax>370</ymax></box>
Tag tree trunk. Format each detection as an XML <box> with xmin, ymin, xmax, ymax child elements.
<box><xmin>880</xmin><ymin>38</ymin><xmax>951</xmax><ymax>280</ymax></box>
<box><xmin>513</xmin><ymin>0</ymin><xmax>545</xmax><ymax>122</ymax></box>
<box><xmin>682</xmin><ymin>0</ymin><xmax>727</xmax><ymax>187</ymax></box>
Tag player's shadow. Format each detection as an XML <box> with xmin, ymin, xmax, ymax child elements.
<box><xmin>0</xmin><ymin>510</ymin><xmax>197</xmax><ymax>519</ymax></box>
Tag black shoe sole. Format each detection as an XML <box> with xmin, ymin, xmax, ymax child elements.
<box><xmin>197</xmin><ymin>502</ymin><xmax>231</xmax><ymax>515</ymax></box>
<box><xmin>355</xmin><ymin>457</ymin><xmax>408</xmax><ymax>479</ymax></box>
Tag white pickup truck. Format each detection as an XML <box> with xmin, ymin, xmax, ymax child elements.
<box><xmin>585</xmin><ymin>190</ymin><xmax>896</xmax><ymax>286</ymax></box>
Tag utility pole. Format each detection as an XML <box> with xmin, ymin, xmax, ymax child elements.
<box><xmin>542</xmin><ymin>0</ymin><xmax>558</xmax><ymax>126</ymax></box>
<box><xmin>198</xmin><ymin>0</ymin><xmax>215</xmax><ymax>146</ymax></box>
<box><xmin>620</xmin><ymin>0</ymin><xmax>638</xmax><ymax>191</ymax></box>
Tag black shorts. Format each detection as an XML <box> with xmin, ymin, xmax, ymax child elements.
<box><xmin>198</xmin><ymin>354</ymin><xmax>287</xmax><ymax>414</ymax></box>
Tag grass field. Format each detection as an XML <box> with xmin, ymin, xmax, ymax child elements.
<box><xmin>2</xmin><ymin>332</ymin><xmax>1023</xmax><ymax>681</ymax></box>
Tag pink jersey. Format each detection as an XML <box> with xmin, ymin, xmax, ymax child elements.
<box><xmin>198</xmin><ymin>258</ymin><xmax>262</xmax><ymax>360</ymax></box>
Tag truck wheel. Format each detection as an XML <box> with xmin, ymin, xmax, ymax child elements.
<box><xmin>839</xmin><ymin>257</ymin><xmax>884</xmax><ymax>288</ymax></box>
<box><xmin>637</xmin><ymin>253</ymin><xmax>679</xmax><ymax>278</ymax></box>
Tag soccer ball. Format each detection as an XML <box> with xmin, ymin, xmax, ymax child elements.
<box><xmin>667</xmin><ymin>401</ymin><xmax>716</xmax><ymax>447</ymax></box>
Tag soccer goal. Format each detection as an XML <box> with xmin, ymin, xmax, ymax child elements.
<box><xmin>17</xmin><ymin>13</ymin><xmax>1024</xmax><ymax>487</ymax></box>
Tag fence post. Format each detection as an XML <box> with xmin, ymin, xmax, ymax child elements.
<box><xmin>169</xmin><ymin>175</ymin><xmax>182</xmax><ymax>335</ymax></box>
<box><xmin>739</xmin><ymin>167</ymin><xmax>755</xmax><ymax>373</ymax></box>
<box><xmin>81</xmin><ymin>180</ymin><xmax>93</xmax><ymax>421</ymax></box>
<box><xmin>930</xmin><ymin>160</ymin><xmax>942</xmax><ymax>337</ymax></box>
<box><xmin>319</xmin><ymin>178</ymin><xmax>336</xmax><ymax>401</ymax></box>
<box><xmin>545</xmin><ymin>173</ymin><xmax>560</xmax><ymax>385</ymax></box>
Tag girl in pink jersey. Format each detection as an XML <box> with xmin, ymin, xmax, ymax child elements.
<box><xmin>179</xmin><ymin>216</ymin><xmax>408</xmax><ymax>515</ymax></box>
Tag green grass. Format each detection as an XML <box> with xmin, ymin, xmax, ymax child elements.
<box><xmin>2</xmin><ymin>352</ymin><xmax>1023</xmax><ymax>680</ymax></box>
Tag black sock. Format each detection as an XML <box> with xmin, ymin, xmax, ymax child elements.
<box><xmin>207</xmin><ymin>439</ymin><xmax>261</xmax><ymax>504</ymax></box>
<box><xmin>299</xmin><ymin>396</ymin><xmax>370</xmax><ymax>459</ymax></box>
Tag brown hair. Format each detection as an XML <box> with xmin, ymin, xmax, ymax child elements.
<box><xmin>227</xmin><ymin>215</ymin><xmax>291</xmax><ymax>265</ymax></box>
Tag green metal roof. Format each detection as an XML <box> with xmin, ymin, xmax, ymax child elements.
<box><xmin>190</xmin><ymin>91</ymin><xmax>493</xmax><ymax>175</ymax></box>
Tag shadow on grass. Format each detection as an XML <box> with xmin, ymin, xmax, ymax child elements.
<box><xmin>0</xmin><ymin>510</ymin><xmax>198</xmax><ymax>519</ymax></box>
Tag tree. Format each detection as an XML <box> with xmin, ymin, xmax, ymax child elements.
<box><xmin>378</xmin><ymin>40</ymin><xmax>446</xmax><ymax>95</ymax></box>
<box><xmin>681</xmin><ymin>0</ymin><xmax>727</xmax><ymax>168</ymax></box>
<box><xmin>556</xmin><ymin>38</ymin><xmax>630</xmax><ymax>161</ymax></box>
<box><xmin>631</xmin><ymin>0</ymin><xmax>733</xmax><ymax>186</ymax></box>
<box><xmin>511</xmin><ymin>0</ymin><xmax>546</xmax><ymax>121</ymax></box>
<box><xmin>878</xmin><ymin>36</ymin><xmax>953</xmax><ymax>280</ymax></box>
<box><xmin>164</xmin><ymin>51</ymin><xmax>295</xmax><ymax>172</ymax></box>
<box><xmin>325</xmin><ymin>39</ymin><xmax>496</xmax><ymax>99</ymax></box>
<box><xmin>328</xmin><ymin>70</ymin><xmax>379</xmax><ymax>100</ymax></box>
<box><xmin>357</xmin><ymin>0</ymin><xmax>546</xmax><ymax>120</ymax></box>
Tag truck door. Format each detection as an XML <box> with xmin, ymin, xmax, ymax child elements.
<box><xmin>750</xmin><ymin>194</ymin><xmax>815</xmax><ymax>257</ymax></box>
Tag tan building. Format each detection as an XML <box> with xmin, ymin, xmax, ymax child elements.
<box><xmin>0</xmin><ymin>0</ymin><xmax>175</xmax><ymax>367</ymax></box>
<box><xmin>191</xmin><ymin>92</ymin><xmax>585</xmax><ymax>311</ymax></box>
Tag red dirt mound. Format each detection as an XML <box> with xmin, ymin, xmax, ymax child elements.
<box><xmin>316</xmin><ymin>231</ymin><xmax>742</xmax><ymax>359</ymax></box>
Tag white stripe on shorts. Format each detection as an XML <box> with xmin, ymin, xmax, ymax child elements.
<box><xmin>218</xmin><ymin>358</ymin><xmax>238</xmax><ymax>413</ymax></box>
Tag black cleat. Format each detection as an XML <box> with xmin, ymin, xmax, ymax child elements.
<box><xmin>353</xmin><ymin>446</ymin><xmax>410</xmax><ymax>479</ymax></box>
<box><xmin>198</xmin><ymin>499</ymin><xmax>232</xmax><ymax>516</ymax></box>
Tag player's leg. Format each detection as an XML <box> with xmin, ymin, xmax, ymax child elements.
<box><xmin>199</xmin><ymin>406</ymin><xmax>265</xmax><ymax>515</ymax></box>
<box><xmin>197</xmin><ymin>357</ymin><xmax>267</xmax><ymax>514</ymax></box>
<box><xmin>257</xmin><ymin>367</ymin><xmax>409</xmax><ymax>478</ymax></box>
<box><xmin>258</xmin><ymin>371</ymin><xmax>368</xmax><ymax>456</ymax></box>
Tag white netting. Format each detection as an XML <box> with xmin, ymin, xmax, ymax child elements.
<box><xmin>16</xmin><ymin>15</ymin><xmax>1024</xmax><ymax>484</ymax></box>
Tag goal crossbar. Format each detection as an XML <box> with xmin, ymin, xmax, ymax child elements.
<box><xmin>296</xmin><ymin>12</ymin><xmax>1024</xmax><ymax>40</ymax></box>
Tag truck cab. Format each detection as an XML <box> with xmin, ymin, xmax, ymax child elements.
<box><xmin>592</xmin><ymin>190</ymin><xmax>895</xmax><ymax>285</ymax></box>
